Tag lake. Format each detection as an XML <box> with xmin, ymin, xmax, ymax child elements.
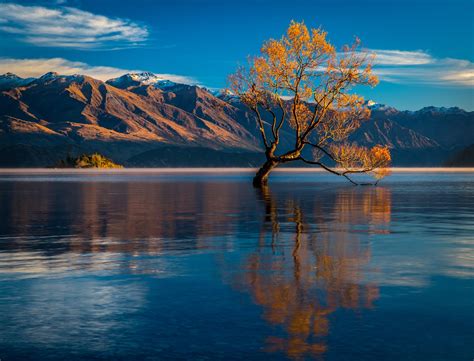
<box><xmin>0</xmin><ymin>169</ymin><xmax>473</xmax><ymax>360</ymax></box>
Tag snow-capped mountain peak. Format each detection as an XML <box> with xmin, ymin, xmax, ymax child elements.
<box><xmin>39</xmin><ymin>72</ymin><xmax>60</xmax><ymax>80</ymax></box>
<box><xmin>213</xmin><ymin>88</ymin><xmax>240</xmax><ymax>103</ymax></box>
<box><xmin>129</xmin><ymin>72</ymin><xmax>161</xmax><ymax>83</ymax></box>
<box><xmin>1</xmin><ymin>72</ymin><xmax>22</xmax><ymax>80</ymax></box>
<box><xmin>107</xmin><ymin>72</ymin><xmax>178</xmax><ymax>89</ymax></box>
<box><xmin>0</xmin><ymin>72</ymin><xmax>34</xmax><ymax>90</ymax></box>
<box><xmin>364</xmin><ymin>100</ymin><xmax>398</xmax><ymax>113</ymax></box>
<box><xmin>33</xmin><ymin>72</ymin><xmax>88</xmax><ymax>85</ymax></box>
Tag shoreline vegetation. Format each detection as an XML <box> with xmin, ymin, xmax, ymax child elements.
<box><xmin>54</xmin><ymin>153</ymin><xmax>123</xmax><ymax>169</ymax></box>
<box><xmin>2</xmin><ymin>167</ymin><xmax>473</xmax><ymax>173</ymax></box>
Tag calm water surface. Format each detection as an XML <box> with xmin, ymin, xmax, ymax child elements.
<box><xmin>0</xmin><ymin>169</ymin><xmax>473</xmax><ymax>360</ymax></box>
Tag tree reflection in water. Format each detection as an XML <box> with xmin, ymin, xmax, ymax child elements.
<box><xmin>0</xmin><ymin>179</ymin><xmax>392</xmax><ymax>359</ymax></box>
<box><xmin>230</xmin><ymin>185</ymin><xmax>391</xmax><ymax>360</ymax></box>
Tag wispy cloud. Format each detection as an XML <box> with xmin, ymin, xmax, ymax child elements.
<box><xmin>0</xmin><ymin>3</ymin><xmax>148</xmax><ymax>49</ymax></box>
<box><xmin>366</xmin><ymin>49</ymin><xmax>474</xmax><ymax>87</ymax></box>
<box><xmin>0</xmin><ymin>57</ymin><xmax>198</xmax><ymax>84</ymax></box>
<box><xmin>369</xmin><ymin>49</ymin><xmax>433</xmax><ymax>66</ymax></box>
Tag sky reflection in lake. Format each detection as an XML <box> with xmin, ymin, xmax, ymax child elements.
<box><xmin>0</xmin><ymin>170</ymin><xmax>473</xmax><ymax>360</ymax></box>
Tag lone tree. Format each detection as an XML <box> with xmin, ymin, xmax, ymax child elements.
<box><xmin>229</xmin><ymin>21</ymin><xmax>391</xmax><ymax>187</ymax></box>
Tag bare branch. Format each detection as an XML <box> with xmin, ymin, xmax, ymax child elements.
<box><xmin>297</xmin><ymin>156</ymin><xmax>359</xmax><ymax>185</ymax></box>
<box><xmin>302</xmin><ymin>141</ymin><xmax>336</xmax><ymax>161</ymax></box>
<box><xmin>252</xmin><ymin>105</ymin><xmax>270</xmax><ymax>149</ymax></box>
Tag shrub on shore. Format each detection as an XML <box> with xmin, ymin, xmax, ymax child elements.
<box><xmin>56</xmin><ymin>153</ymin><xmax>123</xmax><ymax>168</ymax></box>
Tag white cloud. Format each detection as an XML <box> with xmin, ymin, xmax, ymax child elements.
<box><xmin>0</xmin><ymin>3</ymin><xmax>148</xmax><ymax>49</ymax></box>
<box><xmin>367</xmin><ymin>49</ymin><xmax>474</xmax><ymax>87</ymax></box>
<box><xmin>369</xmin><ymin>49</ymin><xmax>434</xmax><ymax>66</ymax></box>
<box><xmin>320</xmin><ymin>49</ymin><xmax>472</xmax><ymax>87</ymax></box>
<box><xmin>0</xmin><ymin>57</ymin><xmax>198</xmax><ymax>84</ymax></box>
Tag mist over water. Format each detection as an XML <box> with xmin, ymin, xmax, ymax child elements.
<box><xmin>0</xmin><ymin>170</ymin><xmax>473</xmax><ymax>360</ymax></box>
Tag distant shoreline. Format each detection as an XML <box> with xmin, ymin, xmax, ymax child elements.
<box><xmin>0</xmin><ymin>167</ymin><xmax>473</xmax><ymax>173</ymax></box>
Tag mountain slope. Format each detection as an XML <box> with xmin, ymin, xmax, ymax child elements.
<box><xmin>374</xmin><ymin>105</ymin><xmax>474</xmax><ymax>148</ymax></box>
<box><xmin>445</xmin><ymin>144</ymin><xmax>474</xmax><ymax>166</ymax></box>
<box><xmin>351</xmin><ymin>117</ymin><xmax>439</xmax><ymax>149</ymax></box>
<box><xmin>0</xmin><ymin>72</ymin><xmax>261</xmax><ymax>163</ymax></box>
<box><xmin>109</xmin><ymin>73</ymin><xmax>266</xmax><ymax>143</ymax></box>
<box><xmin>0</xmin><ymin>72</ymin><xmax>472</xmax><ymax>167</ymax></box>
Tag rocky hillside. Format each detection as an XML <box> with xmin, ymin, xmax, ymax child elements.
<box><xmin>445</xmin><ymin>144</ymin><xmax>474</xmax><ymax>166</ymax></box>
<box><xmin>0</xmin><ymin>71</ymin><xmax>472</xmax><ymax>167</ymax></box>
<box><xmin>0</xmin><ymin>72</ymin><xmax>260</xmax><ymax>162</ymax></box>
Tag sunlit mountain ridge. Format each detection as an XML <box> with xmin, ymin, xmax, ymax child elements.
<box><xmin>0</xmin><ymin>71</ymin><xmax>472</xmax><ymax>167</ymax></box>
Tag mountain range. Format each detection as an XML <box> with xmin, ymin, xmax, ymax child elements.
<box><xmin>0</xmin><ymin>71</ymin><xmax>472</xmax><ymax>167</ymax></box>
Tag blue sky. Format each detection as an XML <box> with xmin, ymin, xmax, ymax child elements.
<box><xmin>0</xmin><ymin>0</ymin><xmax>473</xmax><ymax>110</ymax></box>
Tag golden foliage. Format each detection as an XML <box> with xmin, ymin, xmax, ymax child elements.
<box><xmin>229</xmin><ymin>20</ymin><xmax>377</xmax><ymax>117</ymax></box>
<box><xmin>329</xmin><ymin>143</ymin><xmax>391</xmax><ymax>181</ymax></box>
<box><xmin>229</xmin><ymin>20</ymin><xmax>390</xmax><ymax>184</ymax></box>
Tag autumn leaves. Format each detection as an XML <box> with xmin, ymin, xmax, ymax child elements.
<box><xmin>230</xmin><ymin>21</ymin><xmax>391</xmax><ymax>186</ymax></box>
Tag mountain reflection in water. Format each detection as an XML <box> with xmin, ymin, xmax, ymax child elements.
<box><xmin>0</xmin><ymin>171</ymin><xmax>472</xmax><ymax>361</ymax></box>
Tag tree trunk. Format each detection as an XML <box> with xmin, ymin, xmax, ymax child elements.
<box><xmin>253</xmin><ymin>159</ymin><xmax>278</xmax><ymax>188</ymax></box>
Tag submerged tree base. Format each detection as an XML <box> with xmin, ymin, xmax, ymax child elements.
<box><xmin>252</xmin><ymin>158</ymin><xmax>386</xmax><ymax>187</ymax></box>
<box><xmin>252</xmin><ymin>160</ymin><xmax>277</xmax><ymax>188</ymax></box>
